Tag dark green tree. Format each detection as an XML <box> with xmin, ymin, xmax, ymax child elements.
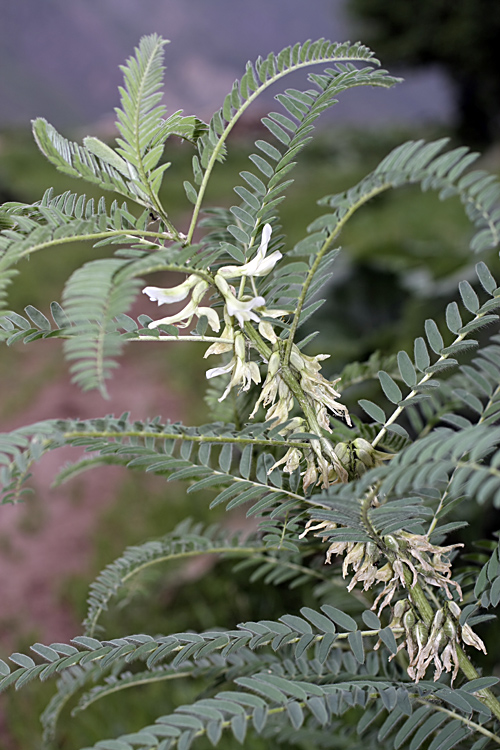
<box><xmin>348</xmin><ymin>0</ymin><xmax>500</xmax><ymax>146</ymax></box>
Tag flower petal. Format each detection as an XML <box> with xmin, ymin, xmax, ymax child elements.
<box><xmin>217</xmin><ymin>224</ymin><xmax>280</xmax><ymax>278</ymax></box>
<box><xmin>142</xmin><ymin>275</ymin><xmax>199</xmax><ymax>305</ymax></box>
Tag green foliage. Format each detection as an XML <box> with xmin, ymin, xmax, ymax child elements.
<box><xmin>2</xmin><ymin>32</ymin><xmax>500</xmax><ymax>750</ymax></box>
<box><xmin>348</xmin><ymin>0</ymin><xmax>500</xmax><ymax>146</ymax></box>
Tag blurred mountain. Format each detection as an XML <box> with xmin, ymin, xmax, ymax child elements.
<box><xmin>1</xmin><ymin>0</ymin><xmax>452</xmax><ymax>132</ymax></box>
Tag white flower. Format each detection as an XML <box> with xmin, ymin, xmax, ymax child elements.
<box><xmin>214</xmin><ymin>274</ymin><xmax>265</xmax><ymax>327</ymax></box>
<box><xmin>217</xmin><ymin>224</ymin><xmax>282</xmax><ymax>278</ymax></box>
<box><xmin>258</xmin><ymin>309</ymin><xmax>291</xmax><ymax>343</ymax></box>
<box><xmin>143</xmin><ymin>274</ymin><xmax>199</xmax><ymax>305</ymax></box>
<box><xmin>226</xmin><ymin>294</ymin><xmax>266</xmax><ymax>327</ymax></box>
<box><xmin>206</xmin><ymin>331</ymin><xmax>261</xmax><ymax>401</ymax></box>
<box><xmin>147</xmin><ymin>279</ymin><xmax>220</xmax><ymax>332</ymax></box>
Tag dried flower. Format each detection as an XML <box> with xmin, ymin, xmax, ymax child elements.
<box><xmin>269</xmin><ymin>446</ymin><xmax>302</xmax><ymax>474</ymax></box>
<box><xmin>289</xmin><ymin>345</ymin><xmax>351</xmax><ymax>429</ymax></box>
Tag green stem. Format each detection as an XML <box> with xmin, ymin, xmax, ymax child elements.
<box><xmin>133</xmin><ymin>335</ymin><xmax>233</xmax><ymax>344</ymax></box>
<box><xmin>61</xmin><ymin>429</ymin><xmax>310</xmax><ymax>451</ymax></box>
<box><xmin>416</xmin><ymin>701</ymin><xmax>500</xmax><ymax>746</ymax></box>
<box><xmin>186</xmin><ymin>53</ymin><xmax>388</xmax><ymax>244</ymax></box>
<box><xmin>283</xmin><ymin>183</ymin><xmax>388</xmax><ymax>365</ymax></box>
<box><xmin>371</xmin><ymin>305</ymin><xmax>496</xmax><ymax>449</ymax></box>
<box><xmin>244</xmin><ymin>323</ymin><xmax>343</xmax><ymax>478</ymax></box>
<box><xmin>404</xmin><ymin>571</ymin><xmax>500</xmax><ymax>721</ymax></box>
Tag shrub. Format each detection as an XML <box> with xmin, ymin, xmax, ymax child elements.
<box><xmin>1</xmin><ymin>34</ymin><xmax>500</xmax><ymax>750</ymax></box>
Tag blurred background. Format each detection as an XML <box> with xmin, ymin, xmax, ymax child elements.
<box><xmin>1</xmin><ymin>1</ymin><xmax>500</xmax><ymax>747</ymax></box>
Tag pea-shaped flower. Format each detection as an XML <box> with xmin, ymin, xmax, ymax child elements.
<box><xmin>143</xmin><ymin>276</ymin><xmax>220</xmax><ymax>332</ymax></box>
<box><xmin>217</xmin><ymin>224</ymin><xmax>282</xmax><ymax>279</ymax></box>
<box><xmin>214</xmin><ymin>274</ymin><xmax>265</xmax><ymax>327</ymax></box>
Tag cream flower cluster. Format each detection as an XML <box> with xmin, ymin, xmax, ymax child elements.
<box><xmin>301</xmin><ymin>519</ymin><xmax>486</xmax><ymax>683</ymax></box>
<box><xmin>143</xmin><ymin>223</ymin><xmax>352</xmax><ymax>485</ymax></box>
<box><xmin>388</xmin><ymin>599</ymin><xmax>486</xmax><ymax>683</ymax></box>
<box><xmin>143</xmin><ymin>223</ymin><xmax>280</xmax><ymax>333</ymax></box>
<box><xmin>143</xmin><ymin>224</ymin><xmax>283</xmax><ymax>403</ymax></box>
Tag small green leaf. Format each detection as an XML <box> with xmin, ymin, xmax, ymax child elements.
<box><xmin>7</xmin><ymin>312</ymin><xmax>30</xmax><ymax>330</ymax></box>
<box><xmin>397</xmin><ymin>351</ymin><xmax>417</xmax><ymax>387</ymax></box>
<box><xmin>228</xmin><ymin>225</ymin><xmax>250</xmax><ymax>245</ymax></box>
<box><xmin>476</xmin><ymin>261</ymin><xmax>497</xmax><ymax>294</ymax></box>
<box><xmin>378</xmin><ymin>371</ymin><xmax>403</xmax><ymax>404</ymax></box>
<box><xmin>348</xmin><ymin>630</ymin><xmax>364</xmax><ymax>663</ymax></box>
<box><xmin>424</xmin><ymin>319</ymin><xmax>444</xmax><ymax>354</ymax></box>
<box><xmin>378</xmin><ymin>626</ymin><xmax>398</xmax><ymax>654</ymax></box>
<box><xmin>316</xmin><ymin>632</ymin><xmax>337</xmax><ymax>663</ymax></box>
<box><xmin>218</xmin><ymin>443</ymin><xmax>233</xmax><ymax>473</ymax></box>
<box><xmin>300</xmin><ymin>607</ymin><xmax>336</xmax><ymax>633</ymax></box>
<box><xmin>279</xmin><ymin>614</ymin><xmax>312</xmax><ymax>634</ymax></box>
<box><xmin>361</xmin><ymin>610</ymin><xmax>380</xmax><ymax>630</ymax></box>
<box><xmin>320</xmin><ymin>605</ymin><xmax>357</xmax><ymax>632</ymax></box>
<box><xmin>306</xmin><ymin>696</ymin><xmax>328</xmax><ymax>725</ymax></box>
<box><xmin>239</xmin><ymin>445</ymin><xmax>253</xmax><ymax>479</ymax></box>
<box><xmin>414</xmin><ymin>337</ymin><xmax>430</xmax><ymax>372</ymax></box>
<box><xmin>358</xmin><ymin>399</ymin><xmax>386</xmax><ymax>424</ymax></box>
<box><xmin>24</xmin><ymin>305</ymin><xmax>51</xmax><ymax>330</ymax></box>
<box><xmin>183</xmin><ymin>181</ymin><xmax>198</xmax><ymax>204</ymax></box>
<box><xmin>286</xmin><ymin>701</ymin><xmax>304</xmax><ymax>730</ymax></box>
<box><xmin>222</xmin><ymin>243</ymin><xmax>246</xmax><ymax>263</ymax></box>
<box><xmin>9</xmin><ymin>653</ymin><xmax>36</xmax><ymax>669</ymax></box>
<box><xmin>0</xmin><ymin>661</ymin><xmax>10</xmax><ymax>676</ymax></box>
<box><xmin>83</xmin><ymin>136</ymin><xmax>130</xmax><ymax>176</ymax></box>
<box><xmin>231</xmin><ymin>713</ymin><xmax>247</xmax><ymax>744</ymax></box>
<box><xmin>445</xmin><ymin>301</ymin><xmax>463</xmax><ymax>334</ymax></box>
<box><xmin>459</xmin><ymin>280</ymin><xmax>480</xmax><ymax>313</ymax></box>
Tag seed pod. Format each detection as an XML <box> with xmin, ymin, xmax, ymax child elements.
<box><xmin>384</xmin><ymin>535</ymin><xmax>400</xmax><ymax>552</ymax></box>
<box><xmin>353</xmin><ymin>438</ymin><xmax>376</xmax><ymax>469</ymax></box>
<box><xmin>390</xmin><ymin>599</ymin><xmax>409</xmax><ymax>628</ymax></box>
<box><xmin>365</xmin><ymin>542</ymin><xmax>380</xmax><ymax>562</ymax></box>
<box><xmin>403</xmin><ymin>608</ymin><xmax>417</xmax><ymax>631</ymax></box>
<box><xmin>414</xmin><ymin>621</ymin><xmax>428</xmax><ymax>649</ymax></box>
<box><xmin>393</xmin><ymin>599</ymin><xmax>409</xmax><ymax>619</ymax></box>
<box><xmin>443</xmin><ymin>617</ymin><xmax>457</xmax><ymax>640</ymax></box>
<box><xmin>334</xmin><ymin>442</ymin><xmax>351</xmax><ymax>467</ymax></box>
<box><xmin>353</xmin><ymin>459</ymin><xmax>368</xmax><ymax>478</ymax></box>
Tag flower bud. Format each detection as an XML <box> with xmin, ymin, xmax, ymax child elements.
<box><xmin>267</xmin><ymin>351</ymin><xmax>281</xmax><ymax>377</ymax></box>
<box><xmin>234</xmin><ymin>331</ymin><xmax>245</xmax><ymax>360</ymax></box>
<box><xmin>290</xmin><ymin>348</ymin><xmax>305</xmax><ymax>371</ymax></box>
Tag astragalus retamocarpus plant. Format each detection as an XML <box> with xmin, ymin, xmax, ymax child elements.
<box><xmin>2</xmin><ymin>33</ymin><xmax>500</xmax><ymax>750</ymax></box>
